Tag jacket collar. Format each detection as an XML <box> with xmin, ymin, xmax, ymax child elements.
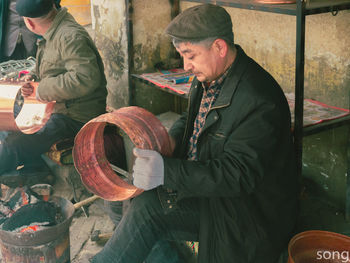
<box><xmin>43</xmin><ymin>7</ymin><xmax>68</xmax><ymax>41</ymax></box>
<box><xmin>210</xmin><ymin>45</ymin><xmax>249</xmax><ymax>109</ymax></box>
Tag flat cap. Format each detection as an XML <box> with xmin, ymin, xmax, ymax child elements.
<box><xmin>16</xmin><ymin>0</ymin><xmax>54</xmax><ymax>18</ymax></box>
<box><xmin>166</xmin><ymin>4</ymin><xmax>233</xmax><ymax>41</ymax></box>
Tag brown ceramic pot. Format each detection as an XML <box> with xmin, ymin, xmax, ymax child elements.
<box><xmin>287</xmin><ymin>230</ymin><xmax>350</xmax><ymax>263</ymax></box>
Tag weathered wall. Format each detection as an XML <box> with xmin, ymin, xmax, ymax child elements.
<box><xmin>133</xmin><ymin>0</ymin><xmax>174</xmax><ymax>72</ymax></box>
<box><xmin>132</xmin><ymin>0</ymin><xmax>181</xmax><ymax>114</ymax></box>
<box><xmin>91</xmin><ymin>0</ymin><xmax>129</xmax><ymax>110</ymax></box>
<box><xmin>182</xmin><ymin>2</ymin><xmax>350</xmax><ymax>109</ymax></box>
<box><xmin>91</xmin><ymin>0</ymin><xmax>176</xmax><ymax>112</ymax></box>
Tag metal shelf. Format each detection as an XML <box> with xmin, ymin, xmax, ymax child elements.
<box><xmin>303</xmin><ymin>115</ymin><xmax>350</xmax><ymax>137</ymax></box>
<box><xmin>182</xmin><ymin>0</ymin><xmax>350</xmax><ymax>16</ymax></box>
<box><xmin>131</xmin><ymin>74</ymin><xmax>190</xmax><ymax>99</ymax></box>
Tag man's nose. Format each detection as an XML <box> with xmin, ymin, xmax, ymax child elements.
<box><xmin>183</xmin><ymin>58</ymin><xmax>193</xmax><ymax>72</ymax></box>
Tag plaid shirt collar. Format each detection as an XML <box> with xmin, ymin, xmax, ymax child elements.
<box><xmin>187</xmin><ymin>65</ymin><xmax>232</xmax><ymax>160</ymax></box>
<box><xmin>202</xmin><ymin>66</ymin><xmax>231</xmax><ymax>91</ymax></box>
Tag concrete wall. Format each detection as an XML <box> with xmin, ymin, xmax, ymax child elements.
<box><xmin>132</xmin><ymin>0</ymin><xmax>181</xmax><ymax>114</ymax></box>
<box><xmin>91</xmin><ymin>0</ymin><xmax>177</xmax><ymax>112</ymax></box>
<box><xmin>133</xmin><ymin>0</ymin><xmax>174</xmax><ymax>72</ymax></box>
<box><xmin>91</xmin><ymin>0</ymin><xmax>129</xmax><ymax>111</ymax></box>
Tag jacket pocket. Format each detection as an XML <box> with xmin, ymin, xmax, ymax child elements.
<box><xmin>199</xmin><ymin>131</ymin><xmax>227</xmax><ymax>159</ymax></box>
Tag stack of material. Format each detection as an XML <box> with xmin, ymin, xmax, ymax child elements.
<box><xmin>0</xmin><ymin>57</ymin><xmax>36</xmax><ymax>80</ymax></box>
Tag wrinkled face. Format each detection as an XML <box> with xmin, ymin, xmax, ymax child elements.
<box><xmin>176</xmin><ymin>41</ymin><xmax>223</xmax><ymax>83</ymax></box>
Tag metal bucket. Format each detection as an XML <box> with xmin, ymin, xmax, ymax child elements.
<box><xmin>0</xmin><ymin>81</ymin><xmax>55</xmax><ymax>134</ymax></box>
<box><xmin>0</xmin><ymin>196</ymin><xmax>75</xmax><ymax>263</ymax></box>
<box><xmin>287</xmin><ymin>230</ymin><xmax>350</xmax><ymax>263</ymax></box>
<box><xmin>73</xmin><ymin>106</ymin><xmax>172</xmax><ymax>201</ymax></box>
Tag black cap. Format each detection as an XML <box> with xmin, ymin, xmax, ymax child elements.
<box><xmin>16</xmin><ymin>0</ymin><xmax>54</xmax><ymax>18</ymax></box>
<box><xmin>166</xmin><ymin>4</ymin><xmax>233</xmax><ymax>42</ymax></box>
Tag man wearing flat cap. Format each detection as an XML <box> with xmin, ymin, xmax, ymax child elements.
<box><xmin>0</xmin><ymin>0</ymin><xmax>106</xmax><ymax>180</ymax></box>
<box><xmin>92</xmin><ymin>4</ymin><xmax>298</xmax><ymax>263</ymax></box>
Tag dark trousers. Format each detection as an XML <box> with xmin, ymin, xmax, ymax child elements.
<box><xmin>92</xmin><ymin>189</ymin><xmax>200</xmax><ymax>263</ymax></box>
<box><xmin>0</xmin><ymin>113</ymin><xmax>84</xmax><ymax>175</ymax></box>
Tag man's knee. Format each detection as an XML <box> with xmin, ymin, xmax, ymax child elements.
<box><xmin>125</xmin><ymin>189</ymin><xmax>164</xmax><ymax>223</ymax></box>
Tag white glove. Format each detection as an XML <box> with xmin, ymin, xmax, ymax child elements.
<box><xmin>132</xmin><ymin>148</ymin><xmax>164</xmax><ymax>191</ymax></box>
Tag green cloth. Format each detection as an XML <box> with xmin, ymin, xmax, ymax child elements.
<box><xmin>33</xmin><ymin>7</ymin><xmax>107</xmax><ymax>123</ymax></box>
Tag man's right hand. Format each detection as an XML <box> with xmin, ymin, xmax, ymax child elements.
<box><xmin>21</xmin><ymin>82</ymin><xmax>34</xmax><ymax>97</ymax></box>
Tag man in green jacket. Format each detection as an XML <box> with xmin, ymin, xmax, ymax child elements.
<box><xmin>92</xmin><ymin>4</ymin><xmax>298</xmax><ymax>263</ymax></box>
<box><xmin>0</xmin><ymin>0</ymin><xmax>107</xmax><ymax>176</ymax></box>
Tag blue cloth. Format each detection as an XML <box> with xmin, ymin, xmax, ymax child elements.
<box><xmin>0</xmin><ymin>113</ymin><xmax>83</xmax><ymax>175</ymax></box>
<box><xmin>92</xmin><ymin>190</ymin><xmax>199</xmax><ymax>263</ymax></box>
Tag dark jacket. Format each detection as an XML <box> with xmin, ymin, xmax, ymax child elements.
<box><xmin>163</xmin><ymin>46</ymin><xmax>298</xmax><ymax>263</ymax></box>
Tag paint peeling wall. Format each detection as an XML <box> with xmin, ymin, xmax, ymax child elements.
<box><xmin>91</xmin><ymin>0</ymin><xmax>176</xmax><ymax>111</ymax></box>
<box><xmin>131</xmin><ymin>0</ymin><xmax>181</xmax><ymax>114</ymax></box>
<box><xmin>91</xmin><ymin>0</ymin><xmax>129</xmax><ymax>110</ymax></box>
<box><xmin>132</xmin><ymin>0</ymin><xmax>174</xmax><ymax>72</ymax></box>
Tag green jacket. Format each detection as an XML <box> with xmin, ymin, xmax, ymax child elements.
<box><xmin>34</xmin><ymin>8</ymin><xmax>107</xmax><ymax>123</ymax></box>
<box><xmin>163</xmin><ymin>46</ymin><xmax>298</xmax><ymax>263</ymax></box>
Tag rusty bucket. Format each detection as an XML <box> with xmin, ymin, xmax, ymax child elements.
<box><xmin>0</xmin><ymin>81</ymin><xmax>55</xmax><ymax>134</ymax></box>
<box><xmin>73</xmin><ymin>106</ymin><xmax>172</xmax><ymax>201</ymax></box>
<box><xmin>0</xmin><ymin>196</ymin><xmax>75</xmax><ymax>263</ymax></box>
<box><xmin>287</xmin><ymin>230</ymin><xmax>350</xmax><ymax>263</ymax></box>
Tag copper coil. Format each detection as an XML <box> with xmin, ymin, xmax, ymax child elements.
<box><xmin>73</xmin><ymin>106</ymin><xmax>172</xmax><ymax>201</ymax></box>
<box><xmin>0</xmin><ymin>81</ymin><xmax>55</xmax><ymax>134</ymax></box>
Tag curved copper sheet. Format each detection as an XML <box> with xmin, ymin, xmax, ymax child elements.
<box><xmin>73</xmin><ymin>106</ymin><xmax>172</xmax><ymax>201</ymax></box>
<box><xmin>287</xmin><ymin>230</ymin><xmax>350</xmax><ymax>263</ymax></box>
<box><xmin>0</xmin><ymin>81</ymin><xmax>55</xmax><ymax>134</ymax></box>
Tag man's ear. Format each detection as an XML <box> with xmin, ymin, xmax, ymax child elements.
<box><xmin>213</xmin><ymin>39</ymin><xmax>228</xmax><ymax>58</ymax></box>
<box><xmin>24</xmin><ymin>17</ymin><xmax>35</xmax><ymax>31</ymax></box>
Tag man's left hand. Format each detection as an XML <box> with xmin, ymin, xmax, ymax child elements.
<box><xmin>132</xmin><ymin>148</ymin><xmax>164</xmax><ymax>191</ymax></box>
